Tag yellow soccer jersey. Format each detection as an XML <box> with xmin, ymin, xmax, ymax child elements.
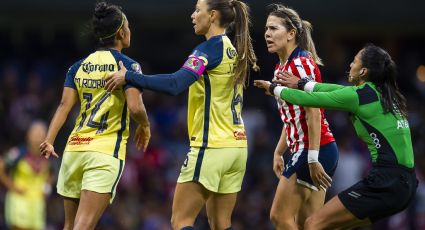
<box><xmin>5</xmin><ymin>146</ymin><xmax>50</xmax><ymax>199</ymax></box>
<box><xmin>188</xmin><ymin>35</ymin><xmax>247</xmax><ymax>148</ymax></box>
<box><xmin>63</xmin><ymin>49</ymin><xmax>142</xmax><ymax>160</ymax></box>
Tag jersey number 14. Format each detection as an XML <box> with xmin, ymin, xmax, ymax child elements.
<box><xmin>77</xmin><ymin>92</ymin><xmax>110</xmax><ymax>134</ymax></box>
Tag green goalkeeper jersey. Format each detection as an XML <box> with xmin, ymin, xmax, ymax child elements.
<box><xmin>278</xmin><ymin>82</ymin><xmax>414</xmax><ymax>168</ymax></box>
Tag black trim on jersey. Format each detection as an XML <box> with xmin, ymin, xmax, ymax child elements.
<box><xmin>356</xmin><ymin>84</ymin><xmax>378</xmax><ymax>105</ymax></box>
<box><xmin>358</xmin><ymin>118</ymin><xmax>398</xmax><ymax>166</ymax></box>
<box><xmin>111</xmin><ymin>159</ymin><xmax>124</xmax><ymax>193</ymax></box>
<box><xmin>193</xmin><ymin>73</ymin><xmax>211</xmax><ymax>182</ymax></box>
<box><xmin>113</xmin><ymin>102</ymin><xmax>127</xmax><ymax>158</ymax></box>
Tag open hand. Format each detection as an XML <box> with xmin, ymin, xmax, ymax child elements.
<box><xmin>134</xmin><ymin>124</ymin><xmax>151</xmax><ymax>152</ymax></box>
<box><xmin>104</xmin><ymin>61</ymin><xmax>128</xmax><ymax>92</ymax></box>
<box><xmin>253</xmin><ymin>80</ymin><xmax>272</xmax><ymax>96</ymax></box>
<box><xmin>273</xmin><ymin>71</ymin><xmax>299</xmax><ymax>89</ymax></box>
<box><xmin>40</xmin><ymin>141</ymin><xmax>59</xmax><ymax>159</ymax></box>
<box><xmin>309</xmin><ymin>162</ymin><xmax>332</xmax><ymax>191</ymax></box>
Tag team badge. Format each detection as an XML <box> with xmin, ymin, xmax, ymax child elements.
<box><xmin>131</xmin><ymin>63</ymin><xmax>142</xmax><ymax>73</ymax></box>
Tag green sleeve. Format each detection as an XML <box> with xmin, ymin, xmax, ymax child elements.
<box><xmin>280</xmin><ymin>86</ymin><xmax>359</xmax><ymax>113</ymax></box>
<box><xmin>313</xmin><ymin>83</ymin><xmax>345</xmax><ymax>92</ymax></box>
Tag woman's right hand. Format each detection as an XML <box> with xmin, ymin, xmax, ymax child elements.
<box><xmin>273</xmin><ymin>153</ymin><xmax>284</xmax><ymax>179</ymax></box>
<box><xmin>40</xmin><ymin>141</ymin><xmax>59</xmax><ymax>159</ymax></box>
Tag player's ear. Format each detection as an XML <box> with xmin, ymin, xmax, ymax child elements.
<box><xmin>210</xmin><ymin>9</ymin><xmax>218</xmax><ymax>23</ymax></box>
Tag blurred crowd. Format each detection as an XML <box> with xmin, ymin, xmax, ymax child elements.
<box><xmin>1</xmin><ymin>28</ymin><xmax>425</xmax><ymax>230</ymax></box>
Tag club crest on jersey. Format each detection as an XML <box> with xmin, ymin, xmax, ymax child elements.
<box><xmin>131</xmin><ymin>63</ymin><xmax>142</xmax><ymax>73</ymax></box>
<box><xmin>226</xmin><ymin>47</ymin><xmax>237</xmax><ymax>59</ymax></box>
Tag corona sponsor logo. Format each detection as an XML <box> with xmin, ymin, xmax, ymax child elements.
<box><xmin>82</xmin><ymin>62</ymin><xmax>115</xmax><ymax>74</ymax></box>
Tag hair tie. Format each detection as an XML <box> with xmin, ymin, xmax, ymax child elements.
<box><xmin>229</xmin><ymin>0</ymin><xmax>236</xmax><ymax>7</ymax></box>
<box><xmin>99</xmin><ymin>13</ymin><xmax>125</xmax><ymax>41</ymax></box>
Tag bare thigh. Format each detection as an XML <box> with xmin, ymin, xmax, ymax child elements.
<box><xmin>206</xmin><ymin>192</ymin><xmax>237</xmax><ymax>230</ymax></box>
<box><xmin>298</xmin><ymin>188</ymin><xmax>326</xmax><ymax>228</ymax></box>
<box><xmin>270</xmin><ymin>174</ymin><xmax>311</xmax><ymax>229</ymax></box>
<box><xmin>304</xmin><ymin>195</ymin><xmax>371</xmax><ymax>230</ymax></box>
<box><xmin>171</xmin><ymin>182</ymin><xmax>210</xmax><ymax>230</ymax></box>
<box><xmin>63</xmin><ymin>197</ymin><xmax>79</xmax><ymax>230</ymax></box>
<box><xmin>73</xmin><ymin>190</ymin><xmax>111</xmax><ymax>230</ymax></box>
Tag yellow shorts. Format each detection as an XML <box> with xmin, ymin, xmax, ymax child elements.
<box><xmin>5</xmin><ymin>192</ymin><xmax>45</xmax><ymax>230</ymax></box>
<box><xmin>57</xmin><ymin>151</ymin><xmax>124</xmax><ymax>203</ymax></box>
<box><xmin>177</xmin><ymin>147</ymin><xmax>247</xmax><ymax>193</ymax></box>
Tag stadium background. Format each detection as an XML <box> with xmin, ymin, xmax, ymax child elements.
<box><xmin>1</xmin><ymin>0</ymin><xmax>425</xmax><ymax>229</ymax></box>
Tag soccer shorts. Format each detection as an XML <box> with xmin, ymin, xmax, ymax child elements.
<box><xmin>283</xmin><ymin>142</ymin><xmax>339</xmax><ymax>190</ymax></box>
<box><xmin>57</xmin><ymin>151</ymin><xmax>124</xmax><ymax>203</ymax></box>
<box><xmin>177</xmin><ymin>147</ymin><xmax>247</xmax><ymax>193</ymax></box>
<box><xmin>5</xmin><ymin>192</ymin><xmax>45</xmax><ymax>230</ymax></box>
<box><xmin>339</xmin><ymin>166</ymin><xmax>418</xmax><ymax>222</ymax></box>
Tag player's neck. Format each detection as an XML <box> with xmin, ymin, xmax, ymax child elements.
<box><xmin>205</xmin><ymin>27</ymin><xmax>225</xmax><ymax>40</ymax></box>
<box><xmin>278</xmin><ymin>44</ymin><xmax>297</xmax><ymax>64</ymax></box>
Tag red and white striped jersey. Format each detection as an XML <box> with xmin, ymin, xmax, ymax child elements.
<box><xmin>274</xmin><ymin>47</ymin><xmax>334</xmax><ymax>154</ymax></box>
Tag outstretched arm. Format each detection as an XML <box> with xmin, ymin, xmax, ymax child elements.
<box><xmin>254</xmin><ymin>80</ymin><xmax>358</xmax><ymax>113</ymax></box>
<box><xmin>105</xmin><ymin>55</ymin><xmax>205</xmax><ymax>95</ymax></box>
<box><xmin>274</xmin><ymin>71</ymin><xmax>345</xmax><ymax>92</ymax></box>
<box><xmin>40</xmin><ymin>87</ymin><xmax>78</xmax><ymax>159</ymax></box>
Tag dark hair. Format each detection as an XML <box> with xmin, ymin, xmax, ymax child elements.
<box><xmin>268</xmin><ymin>4</ymin><xmax>322</xmax><ymax>65</ymax></box>
<box><xmin>206</xmin><ymin>0</ymin><xmax>259</xmax><ymax>87</ymax></box>
<box><xmin>361</xmin><ymin>44</ymin><xmax>408</xmax><ymax>118</ymax></box>
<box><xmin>92</xmin><ymin>2</ymin><xmax>124</xmax><ymax>47</ymax></box>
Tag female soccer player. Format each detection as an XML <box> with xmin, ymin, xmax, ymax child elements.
<box><xmin>104</xmin><ymin>1</ymin><xmax>258</xmax><ymax>229</ymax></box>
<box><xmin>255</xmin><ymin>44</ymin><xmax>418</xmax><ymax>229</ymax></box>
<box><xmin>0</xmin><ymin>121</ymin><xmax>51</xmax><ymax>230</ymax></box>
<box><xmin>260</xmin><ymin>4</ymin><xmax>338</xmax><ymax>229</ymax></box>
<box><xmin>39</xmin><ymin>2</ymin><xmax>151</xmax><ymax>230</ymax></box>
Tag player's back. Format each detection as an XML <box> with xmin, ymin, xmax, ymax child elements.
<box><xmin>64</xmin><ymin>49</ymin><xmax>141</xmax><ymax>160</ymax></box>
<box><xmin>188</xmin><ymin>35</ymin><xmax>247</xmax><ymax>149</ymax></box>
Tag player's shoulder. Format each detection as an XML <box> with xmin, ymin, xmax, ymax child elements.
<box><xmin>193</xmin><ymin>35</ymin><xmax>224</xmax><ymax>56</ymax></box>
<box><xmin>110</xmin><ymin>50</ymin><xmax>142</xmax><ymax>73</ymax></box>
<box><xmin>67</xmin><ymin>58</ymin><xmax>85</xmax><ymax>75</ymax></box>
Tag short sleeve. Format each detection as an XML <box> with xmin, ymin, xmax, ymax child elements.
<box><xmin>190</xmin><ymin>36</ymin><xmax>223</xmax><ymax>70</ymax></box>
<box><xmin>64</xmin><ymin>59</ymin><xmax>83</xmax><ymax>89</ymax></box>
<box><xmin>110</xmin><ymin>51</ymin><xmax>143</xmax><ymax>91</ymax></box>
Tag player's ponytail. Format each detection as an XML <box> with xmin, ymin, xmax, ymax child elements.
<box><xmin>299</xmin><ymin>20</ymin><xmax>322</xmax><ymax>66</ymax></box>
<box><xmin>361</xmin><ymin>44</ymin><xmax>408</xmax><ymax>118</ymax></box>
<box><xmin>92</xmin><ymin>1</ymin><xmax>124</xmax><ymax>47</ymax></box>
<box><xmin>206</xmin><ymin>0</ymin><xmax>259</xmax><ymax>88</ymax></box>
<box><xmin>268</xmin><ymin>4</ymin><xmax>323</xmax><ymax>65</ymax></box>
<box><xmin>231</xmin><ymin>0</ymin><xmax>260</xmax><ymax>87</ymax></box>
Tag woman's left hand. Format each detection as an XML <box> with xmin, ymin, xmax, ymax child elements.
<box><xmin>308</xmin><ymin>162</ymin><xmax>332</xmax><ymax>191</ymax></box>
<box><xmin>253</xmin><ymin>80</ymin><xmax>272</xmax><ymax>96</ymax></box>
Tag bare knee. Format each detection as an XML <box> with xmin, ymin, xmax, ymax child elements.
<box><xmin>73</xmin><ymin>218</ymin><xmax>97</xmax><ymax>230</ymax></box>
<box><xmin>305</xmin><ymin>215</ymin><xmax>323</xmax><ymax>230</ymax></box>
<box><xmin>207</xmin><ymin>216</ymin><xmax>231</xmax><ymax>230</ymax></box>
<box><xmin>270</xmin><ymin>211</ymin><xmax>297</xmax><ymax>230</ymax></box>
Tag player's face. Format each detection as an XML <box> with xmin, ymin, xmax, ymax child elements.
<box><xmin>265</xmin><ymin>15</ymin><xmax>292</xmax><ymax>54</ymax></box>
<box><xmin>348</xmin><ymin>49</ymin><xmax>365</xmax><ymax>85</ymax></box>
<box><xmin>121</xmin><ymin>16</ymin><xmax>131</xmax><ymax>48</ymax></box>
<box><xmin>191</xmin><ymin>0</ymin><xmax>211</xmax><ymax>35</ymax></box>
